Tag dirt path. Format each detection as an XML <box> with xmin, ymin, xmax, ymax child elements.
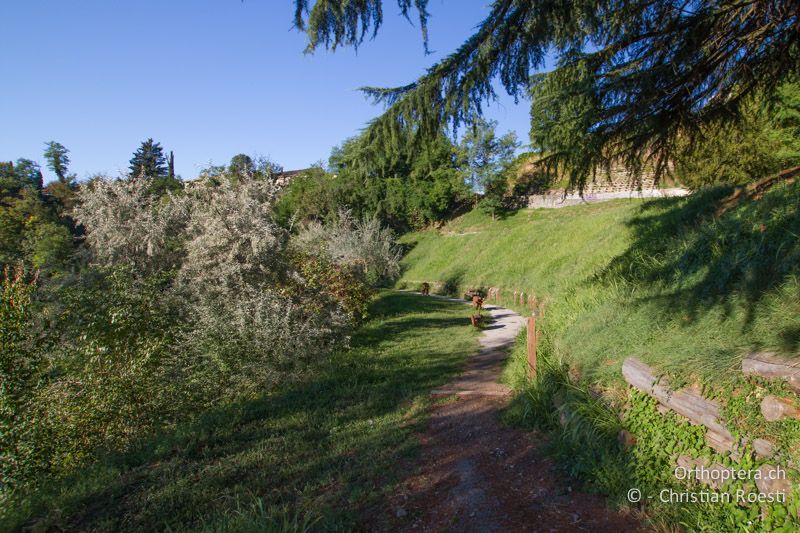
<box><xmin>383</xmin><ymin>297</ymin><xmax>643</xmax><ymax>532</ymax></box>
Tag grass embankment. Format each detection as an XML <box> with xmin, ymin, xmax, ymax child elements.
<box><xmin>398</xmin><ymin>184</ymin><xmax>800</xmax><ymax>386</ymax></box>
<box><xmin>2</xmin><ymin>291</ymin><xmax>479</xmax><ymax>532</ymax></box>
<box><xmin>397</xmin><ymin>183</ymin><xmax>800</xmax><ymax>529</ymax></box>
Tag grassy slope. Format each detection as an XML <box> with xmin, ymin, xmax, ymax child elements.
<box><xmin>397</xmin><ymin>183</ymin><xmax>800</xmax><ymax>386</ymax></box>
<box><xmin>3</xmin><ymin>292</ymin><xmax>479</xmax><ymax>532</ymax></box>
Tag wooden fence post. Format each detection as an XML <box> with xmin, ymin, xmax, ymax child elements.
<box><xmin>527</xmin><ymin>316</ymin><xmax>537</xmax><ymax>378</ymax></box>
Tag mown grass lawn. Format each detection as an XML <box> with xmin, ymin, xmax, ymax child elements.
<box><xmin>3</xmin><ymin>291</ymin><xmax>479</xmax><ymax>532</ymax></box>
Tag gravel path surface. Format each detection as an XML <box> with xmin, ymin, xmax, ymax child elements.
<box><xmin>381</xmin><ymin>293</ymin><xmax>645</xmax><ymax>532</ymax></box>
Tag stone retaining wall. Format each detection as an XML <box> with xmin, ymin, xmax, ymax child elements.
<box><xmin>525</xmin><ymin>187</ymin><xmax>689</xmax><ymax>209</ymax></box>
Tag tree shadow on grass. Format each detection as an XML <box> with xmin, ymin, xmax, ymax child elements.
<box><xmin>598</xmin><ymin>182</ymin><xmax>800</xmax><ymax>327</ymax></box>
<box><xmin>11</xmin><ymin>292</ymin><xmax>476</xmax><ymax>532</ymax></box>
<box><xmin>779</xmin><ymin>325</ymin><xmax>800</xmax><ymax>353</ymax></box>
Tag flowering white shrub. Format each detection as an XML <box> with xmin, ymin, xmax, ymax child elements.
<box><xmin>6</xmin><ymin>173</ymin><xmax>359</xmax><ymax>482</ymax></box>
<box><xmin>177</xmin><ymin>284</ymin><xmax>348</xmax><ymax>403</ymax></box>
<box><xmin>174</xmin><ymin>178</ymin><xmax>351</xmax><ymax>399</ymax></box>
<box><xmin>178</xmin><ymin>177</ymin><xmax>286</xmax><ymax>295</ymax></box>
<box><xmin>74</xmin><ymin>177</ymin><xmax>188</xmax><ymax>275</ymax></box>
<box><xmin>294</xmin><ymin>210</ymin><xmax>401</xmax><ymax>286</ymax></box>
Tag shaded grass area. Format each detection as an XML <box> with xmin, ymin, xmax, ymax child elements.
<box><xmin>398</xmin><ymin>182</ymin><xmax>800</xmax><ymax>384</ymax></box>
<box><xmin>2</xmin><ymin>291</ymin><xmax>479</xmax><ymax>532</ymax></box>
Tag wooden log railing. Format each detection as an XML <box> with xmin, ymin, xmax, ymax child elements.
<box><xmin>622</xmin><ymin>357</ymin><xmax>735</xmax><ymax>453</ymax></box>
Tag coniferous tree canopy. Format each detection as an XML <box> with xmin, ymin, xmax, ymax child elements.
<box><xmin>43</xmin><ymin>141</ymin><xmax>71</xmax><ymax>184</ymax></box>
<box><xmin>129</xmin><ymin>139</ymin><xmax>182</xmax><ymax>196</ymax></box>
<box><xmin>293</xmin><ymin>0</ymin><xmax>800</xmax><ymax>190</ymax></box>
<box><xmin>673</xmin><ymin>81</ymin><xmax>800</xmax><ymax>188</ymax></box>
<box><xmin>328</xmin><ymin>129</ymin><xmax>470</xmax><ymax>231</ymax></box>
<box><xmin>293</xmin><ymin>0</ymin><xmax>430</xmax><ymax>52</ymax></box>
<box><xmin>129</xmin><ymin>138</ymin><xmax>168</xmax><ymax>179</ymax></box>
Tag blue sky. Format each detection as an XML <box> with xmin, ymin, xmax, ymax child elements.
<box><xmin>1</xmin><ymin>1</ymin><xmax>534</xmax><ymax>182</ymax></box>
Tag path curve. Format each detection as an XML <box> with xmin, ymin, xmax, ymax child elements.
<box><xmin>431</xmin><ymin>301</ymin><xmax>526</xmax><ymax>397</ymax></box>
<box><xmin>384</xmin><ymin>292</ymin><xmax>644</xmax><ymax>532</ymax></box>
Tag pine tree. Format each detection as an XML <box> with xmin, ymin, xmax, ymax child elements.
<box><xmin>293</xmin><ymin>0</ymin><xmax>800</xmax><ymax>190</ymax></box>
<box><xmin>129</xmin><ymin>138</ymin><xmax>168</xmax><ymax>179</ymax></box>
<box><xmin>43</xmin><ymin>141</ymin><xmax>71</xmax><ymax>184</ymax></box>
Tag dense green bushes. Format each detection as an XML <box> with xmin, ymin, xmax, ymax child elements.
<box><xmin>0</xmin><ymin>267</ymin><xmax>42</xmax><ymax>487</ymax></box>
<box><xmin>0</xmin><ymin>172</ymin><xmax>401</xmax><ymax>496</ymax></box>
<box><xmin>2</xmin><ymin>292</ymin><xmax>478</xmax><ymax>532</ymax></box>
<box><xmin>276</xmin><ymin>133</ymin><xmax>471</xmax><ymax>232</ymax></box>
<box><xmin>0</xmin><ymin>161</ymin><xmax>76</xmax><ymax>274</ymax></box>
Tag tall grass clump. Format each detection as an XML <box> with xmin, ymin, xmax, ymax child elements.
<box><xmin>503</xmin><ymin>334</ymin><xmax>631</xmax><ymax>499</ymax></box>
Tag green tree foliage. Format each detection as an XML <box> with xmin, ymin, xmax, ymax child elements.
<box><xmin>129</xmin><ymin>138</ymin><xmax>182</xmax><ymax>195</ymax></box>
<box><xmin>129</xmin><ymin>138</ymin><xmax>168</xmax><ymax>178</ymax></box>
<box><xmin>274</xmin><ymin>166</ymin><xmax>338</xmax><ymax>224</ymax></box>
<box><xmin>22</xmin><ymin>223</ymin><xmax>73</xmax><ymax>271</ymax></box>
<box><xmin>277</xmin><ymin>131</ymin><xmax>469</xmax><ymax>231</ymax></box>
<box><xmin>293</xmin><ymin>0</ymin><xmax>430</xmax><ymax>52</ymax></box>
<box><xmin>0</xmin><ymin>159</ymin><xmax>74</xmax><ymax>272</ymax></box>
<box><xmin>201</xmin><ymin>154</ymin><xmax>283</xmax><ymax>185</ymax></box>
<box><xmin>228</xmin><ymin>153</ymin><xmax>255</xmax><ymax>176</ymax></box>
<box><xmin>1</xmin><ymin>160</ymin><xmax>44</xmax><ymax>197</ymax></box>
<box><xmin>460</xmin><ymin>118</ymin><xmax>518</xmax><ymax>192</ymax></box>
<box><xmin>673</xmin><ymin>82</ymin><xmax>800</xmax><ymax>188</ymax></box>
<box><xmin>328</xmin><ymin>131</ymin><xmax>470</xmax><ymax>231</ymax></box>
<box><xmin>293</xmin><ymin>1</ymin><xmax>800</xmax><ymax>190</ymax></box>
<box><xmin>40</xmin><ymin>142</ymin><xmax>80</xmax><ymax>229</ymax></box>
<box><xmin>458</xmin><ymin>118</ymin><xmax>518</xmax><ymax>217</ymax></box>
<box><xmin>43</xmin><ymin>141</ymin><xmax>72</xmax><ymax>184</ymax></box>
<box><xmin>11</xmin><ymin>160</ymin><xmax>43</xmax><ymax>191</ymax></box>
